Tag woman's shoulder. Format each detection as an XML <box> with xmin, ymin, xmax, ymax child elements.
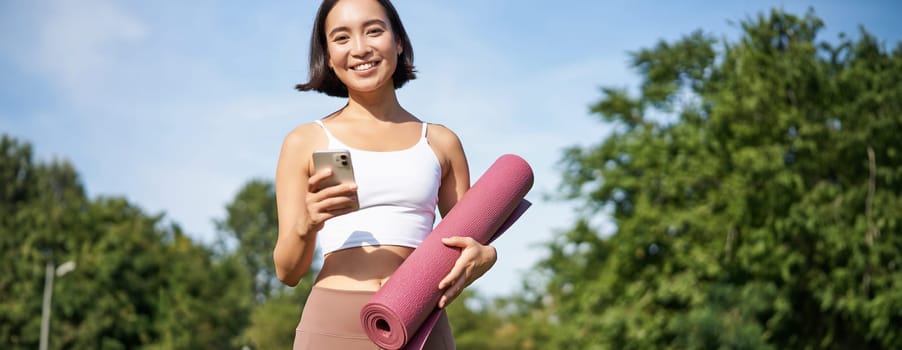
<box><xmin>285</xmin><ymin>121</ymin><xmax>324</xmax><ymax>139</ymax></box>
<box><xmin>425</xmin><ymin>122</ymin><xmax>466</xmax><ymax>166</ymax></box>
<box><xmin>426</xmin><ymin>123</ymin><xmax>462</xmax><ymax>148</ymax></box>
<box><xmin>280</xmin><ymin>120</ymin><xmax>329</xmax><ymax>156</ymax></box>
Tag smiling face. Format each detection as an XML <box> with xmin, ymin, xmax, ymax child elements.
<box><xmin>324</xmin><ymin>0</ymin><xmax>402</xmax><ymax>96</ymax></box>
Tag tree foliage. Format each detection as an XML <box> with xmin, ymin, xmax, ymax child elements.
<box><xmin>531</xmin><ymin>8</ymin><xmax>901</xmax><ymax>349</ymax></box>
<box><xmin>216</xmin><ymin>179</ymin><xmax>281</xmax><ymax>302</ymax></box>
<box><xmin>0</xmin><ymin>135</ymin><xmax>253</xmax><ymax>349</ymax></box>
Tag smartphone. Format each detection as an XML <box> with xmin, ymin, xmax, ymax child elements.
<box><xmin>312</xmin><ymin>149</ymin><xmax>357</xmax><ymax>191</ymax></box>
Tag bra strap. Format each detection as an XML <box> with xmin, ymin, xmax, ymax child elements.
<box><xmin>421</xmin><ymin>122</ymin><xmax>428</xmax><ymax>139</ymax></box>
<box><xmin>314</xmin><ymin>120</ymin><xmax>338</xmax><ymax>143</ymax></box>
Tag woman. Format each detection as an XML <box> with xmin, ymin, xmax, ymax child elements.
<box><xmin>272</xmin><ymin>0</ymin><xmax>498</xmax><ymax>348</ymax></box>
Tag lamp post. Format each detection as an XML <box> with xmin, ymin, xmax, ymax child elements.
<box><xmin>39</xmin><ymin>260</ymin><xmax>75</xmax><ymax>350</ymax></box>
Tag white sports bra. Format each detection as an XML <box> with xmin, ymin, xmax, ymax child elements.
<box><xmin>313</xmin><ymin>120</ymin><xmax>442</xmax><ymax>254</ymax></box>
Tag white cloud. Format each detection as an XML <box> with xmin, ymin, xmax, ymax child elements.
<box><xmin>33</xmin><ymin>0</ymin><xmax>147</xmax><ymax>106</ymax></box>
<box><xmin>1</xmin><ymin>1</ymin><xmax>321</xmax><ymax>243</ymax></box>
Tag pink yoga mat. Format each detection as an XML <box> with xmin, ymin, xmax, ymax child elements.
<box><xmin>360</xmin><ymin>154</ymin><xmax>534</xmax><ymax>349</ymax></box>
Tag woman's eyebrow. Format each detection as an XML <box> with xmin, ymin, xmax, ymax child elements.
<box><xmin>328</xmin><ymin>19</ymin><xmax>388</xmax><ymax>37</ymax></box>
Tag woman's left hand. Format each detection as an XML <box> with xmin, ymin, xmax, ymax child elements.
<box><xmin>437</xmin><ymin>236</ymin><xmax>497</xmax><ymax>308</ymax></box>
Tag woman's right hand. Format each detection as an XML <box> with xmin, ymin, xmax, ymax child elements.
<box><xmin>304</xmin><ymin>168</ymin><xmax>358</xmax><ymax>233</ymax></box>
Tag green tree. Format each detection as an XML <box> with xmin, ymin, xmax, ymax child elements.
<box><xmin>444</xmin><ymin>290</ymin><xmax>520</xmax><ymax>350</ymax></box>
<box><xmin>1</xmin><ymin>135</ymin><xmax>89</xmax><ymax>348</ymax></box>
<box><xmin>534</xmin><ymin>9</ymin><xmax>901</xmax><ymax>349</ymax></box>
<box><xmin>215</xmin><ymin>179</ymin><xmax>281</xmax><ymax>302</ymax></box>
<box><xmin>1</xmin><ymin>134</ymin><xmax>253</xmax><ymax>349</ymax></box>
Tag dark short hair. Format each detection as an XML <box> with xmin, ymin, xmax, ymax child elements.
<box><xmin>296</xmin><ymin>0</ymin><xmax>416</xmax><ymax>97</ymax></box>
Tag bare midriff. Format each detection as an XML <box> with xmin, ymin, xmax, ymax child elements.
<box><xmin>314</xmin><ymin>245</ymin><xmax>415</xmax><ymax>292</ymax></box>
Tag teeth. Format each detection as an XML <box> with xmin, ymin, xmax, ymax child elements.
<box><xmin>352</xmin><ymin>62</ymin><xmax>375</xmax><ymax>71</ymax></box>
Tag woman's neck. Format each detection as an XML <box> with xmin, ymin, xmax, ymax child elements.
<box><xmin>343</xmin><ymin>86</ymin><xmax>407</xmax><ymax>122</ymax></box>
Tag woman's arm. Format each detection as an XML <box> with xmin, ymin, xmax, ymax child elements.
<box><xmin>273</xmin><ymin>123</ymin><xmax>358</xmax><ymax>286</ymax></box>
<box><xmin>427</xmin><ymin>124</ymin><xmax>498</xmax><ymax>308</ymax></box>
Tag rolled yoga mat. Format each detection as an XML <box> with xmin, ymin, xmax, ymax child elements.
<box><xmin>360</xmin><ymin>154</ymin><xmax>534</xmax><ymax>350</ymax></box>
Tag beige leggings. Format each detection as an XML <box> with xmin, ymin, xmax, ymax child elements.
<box><xmin>294</xmin><ymin>286</ymin><xmax>455</xmax><ymax>350</ymax></box>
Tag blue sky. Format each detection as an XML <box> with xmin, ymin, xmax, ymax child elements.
<box><xmin>2</xmin><ymin>0</ymin><xmax>900</xmax><ymax>297</ymax></box>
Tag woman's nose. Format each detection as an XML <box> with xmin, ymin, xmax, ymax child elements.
<box><xmin>350</xmin><ymin>37</ymin><xmax>371</xmax><ymax>57</ymax></box>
